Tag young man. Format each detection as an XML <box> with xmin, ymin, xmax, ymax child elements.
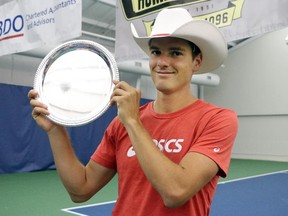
<box><xmin>28</xmin><ymin>8</ymin><xmax>238</xmax><ymax>216</ymax></box>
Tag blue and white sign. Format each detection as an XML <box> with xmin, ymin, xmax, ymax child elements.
<box><xmin>0</xmin><ymin>0</ymin><xmax>82</xmax><ymax>56</ymax></box>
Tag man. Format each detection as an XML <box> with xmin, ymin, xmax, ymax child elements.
<box><xmin>28</xmin><ymin>7</ymin><xmax>238</xmax><ymax>216</ymax></box>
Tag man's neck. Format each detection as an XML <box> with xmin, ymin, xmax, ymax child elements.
<box><xmin>153</xmin><ymin>92</ymin><xmax>198</xmax><ymax>114</ymax></box>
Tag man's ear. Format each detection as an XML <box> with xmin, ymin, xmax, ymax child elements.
<box><xmin>193</xmin><ymin>53</ymin><xmax>203</xmax><ymax>72</ymax></box>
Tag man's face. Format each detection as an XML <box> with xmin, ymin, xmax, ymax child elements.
<box><xmin>149</xmin><ymin>37</ymin><xmax>201</xmax><ymax>94</ymax></box>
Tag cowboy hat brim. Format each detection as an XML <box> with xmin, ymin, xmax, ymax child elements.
<box><xmin>131</xmin><ymin>19</ymin><xmax>227</xmax><ymax>74</ymax></box>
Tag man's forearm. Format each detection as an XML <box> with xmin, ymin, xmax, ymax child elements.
<box><xmin>124</xmin><ymin>120</ymin><xmax>183</xmax><ymax>203</ymax></box>
<box><xmin>47</xmin><ymin>126</ymin><xmax>87</xmax><ymax>196</ymax></box>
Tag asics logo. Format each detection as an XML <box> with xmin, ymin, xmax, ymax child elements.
<box><xmin>127</xmin><ymin>138</ymin><xmax>184</xmax><ymax>157</ymax></box>
<box><xmin>153</xmin><ymin>139</ymin><xmax>183</xmax><ymax>153</ymax></box>
<box><xmin>127</xmin><ymin>146</ymin><xmax>136</xmax><ymax>157</ymax></box>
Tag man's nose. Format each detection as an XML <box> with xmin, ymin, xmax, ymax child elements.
<box><xmin>156</xmin><ymin>55</ymin><xmax>170</xmax><ymax>67</ymax></box>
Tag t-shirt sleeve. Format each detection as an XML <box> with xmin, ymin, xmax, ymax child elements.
<box><xmin>91</xmin><ymin>119</ymin><xmax>118</xmax><ymax>170</ymax></box>
<box><xmin>189</xmin><ymin>109</ymin><xmax>238</xmax><ymax>178</ymax></box>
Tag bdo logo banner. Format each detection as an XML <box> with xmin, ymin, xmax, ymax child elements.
<box><xmin>0</xmin><ymin>15</ymin><xmax>24</xmax><ymax>39</ymax></box>
<box><xmin>0</xmin><ymin>0</ymin><xmax>82</xmax><ymax>57</ymax></box>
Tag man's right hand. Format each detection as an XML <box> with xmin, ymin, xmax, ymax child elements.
<box><xmin>28</xmin><ymin>89</ymin><xmax>58</xmax><ymax>132</ymax></box>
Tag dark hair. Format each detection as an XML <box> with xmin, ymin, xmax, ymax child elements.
<box><xmin>148</xmin><ymin>38</ymin><xmax>202</xmax><ymax>59</ymax></box>
<box><xmin>187</xmin><ymin>41</ymin><xmax>201</xmax><ymax>59</ymax></box>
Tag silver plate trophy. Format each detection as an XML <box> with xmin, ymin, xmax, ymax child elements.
<box><xmin>34</xmin><ymin>40</ymin><xmax>119</xmax><ymax>126</ymax></box>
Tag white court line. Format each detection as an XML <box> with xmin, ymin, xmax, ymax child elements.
<box><xmin>61</xmin><ymin>200</ymin><xmax>116</xmax><ymax>216</ymax></box>
<box><xmin>218</xmin><ymin>169</ymin><xmax>288</xmax><ymax>184</ymax></box>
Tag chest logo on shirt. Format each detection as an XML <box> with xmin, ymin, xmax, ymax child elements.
<box><xmin>127</xmin><ymin>138</ymin><xmax>184</xmax><ymax>157</ymax></box>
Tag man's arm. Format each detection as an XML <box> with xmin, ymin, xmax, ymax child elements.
<box><xmin>28</xmin><ymin>89</ymin><xmax>116</xmax><ymax>202</ymax></box>
<box><xmin>124</xmin><ymin>120</ymin><xmax>218</xmax><ymax>208</ymax></box>
<box><xmin>47</xmin><ymin>126</ymin><xmax>116</xmax><ymax>202</ymax></box>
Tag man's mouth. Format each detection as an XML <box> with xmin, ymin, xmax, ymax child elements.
<box><xmin>156</xmin><ymin>71</ymin><xmax>175</xmax><ymax>74</ymax></box>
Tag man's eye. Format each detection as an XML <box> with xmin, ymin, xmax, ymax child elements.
<box><xmin>150</xmin><ymin>50</ymin><xmax>161</xmax><ymax>55</ymax></box>
<box><xmin>171</xmin><ymin>51</ymin><xmax>182</xmax><ymax>56</ymax></box>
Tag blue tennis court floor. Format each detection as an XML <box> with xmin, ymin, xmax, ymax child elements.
<box><xmin>62</xmin><ymin>170</ymin><xmax>288</xmax><ymax>216</ymax></box>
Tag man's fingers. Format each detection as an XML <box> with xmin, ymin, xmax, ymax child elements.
<box><xmin>112</xmin><ymin>80</ymin><xmax>120</xmax><ymax>85</ymax></box>
<box><xmin>110</xmin><ymin>82</ymin><xmax>128</xmax><ymax>103</ymax></box>
<box><xmin>27</xmin><ymin>89</ymin><xmax>38</xmax><ymax>100</ymax></box>
<box><xmin>29</xmin><ymin>89</ymin><xmax>50</xmax><ymax>117</ymax></box>
<box><xmin>29</xmin><ymin>98</ymin><xmax>48</xmax><ymax>109</ymax></box>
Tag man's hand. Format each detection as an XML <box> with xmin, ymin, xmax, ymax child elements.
<box><xmin>28</xmin><ymin>89</ymin><xmax>57</xmax><ymax>132</ymax></box>
<box><xmin>110</xmin><ymin>80</ymin><xmax>141</xmax><ymax>126</ymax></box>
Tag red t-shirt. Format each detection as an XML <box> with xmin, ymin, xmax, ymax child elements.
<box><xmin>91</xmin><ymin>100</ymin><xmax>238</xmax><ymax>216</ymax></box>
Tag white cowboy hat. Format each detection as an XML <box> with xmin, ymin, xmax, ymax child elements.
<box><xmin>131</xmin><ymin>8</ymin><xmax>227</xmax><ymax>74</ymax></box>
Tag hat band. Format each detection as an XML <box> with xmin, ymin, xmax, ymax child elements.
<box><xmin>151</xmin><ymin>33</ymin><xmax>170</xmax><ymax>37</ymax></box>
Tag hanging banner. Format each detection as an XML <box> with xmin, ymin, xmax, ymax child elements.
<box><xmin>115</xmin><ymin>0</ymin><xmax>288</xmax><ymax>62</ymax></box>
<box><xmin>0</xmin><ymin>0</ymin><xmax>82</xmax><ymax>56</ymax></box>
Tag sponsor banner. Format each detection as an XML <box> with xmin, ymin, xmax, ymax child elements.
<box><xmin>115</xmin><ymin>0</ymin><xmax>288</xmax><ymax>62</ymax></box>
<box><xmin>0</xmin><ymin>0</ymin><xmax>81</xmax><ymax>56</ymax></box>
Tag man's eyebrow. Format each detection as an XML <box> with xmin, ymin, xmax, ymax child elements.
<box><xmin>149</xmin><ymin>45</ymin><xmax>185</xmax><ymax>51</ymax></box>
<box><xmin>149</xmin><ymin>45</ymin><xmax>159</xmax><ymax>50</ymax></box>
<box><xmin>168</xmin><ymin>47</ymin><xmax>185</xmax><ymax>51</ymax></box>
